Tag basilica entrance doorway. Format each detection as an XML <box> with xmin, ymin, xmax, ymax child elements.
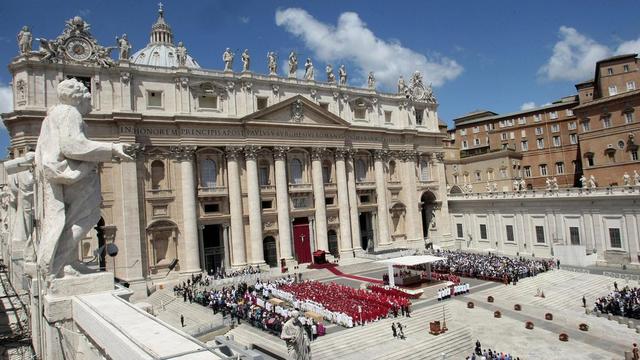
<box><xmin>263</xmin><ymin>236</ymin><xmax>277</xmax><ymax>267</ymax></box>
<box><xmin>359</xmin><ymin>212</ymin><xmax>374</xmax><ymax>251</ymax></box>
<box><xmin>202</xmin><ymin>224</ymin><xmax>224</xmax><ymax>274</ymax></box>
<box><xmin>292</xmin><ymin>217</ymin><xmax>312</xmax><ymax>263</ymax></box>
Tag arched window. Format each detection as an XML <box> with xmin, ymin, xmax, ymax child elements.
<box><xmin>151</xmin><ymin>160</ymin><xmax>165</xmax><ymax>189</ymax></box>
<box><xmin>200</xmin><ymin>159</ymin><xmax>217</xmax><ymax>188</ymax></box>
<box><xmin>290</xmin><ymin>158</ymin><xmax>303</xmax><ymax>184</ymax></box>
<box><xmin>420</xmin><ymin>159</ymin><xmax>430</xmax><ymax>181</ymax></box>
<box><xmin>322</xmin><ymin>160</ymin><xmax>332</xmax><ymax>184</ymax></box>
<box><xmin>356</xmin><ymin>159</ymin><xmax>367</xmax><ymax>182</ymax></box>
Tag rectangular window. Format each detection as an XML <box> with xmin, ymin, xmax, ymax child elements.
<box><xmin>462</xmin><ymin>140</ymin><xmax>468</xmax><ymax>149</ymax></box>
<box><xmin>570</xmin><ymin>227</ymin><xmax>580</xmax><ymax>245</ymax></box>
<box><xmin>533</xmin><ymin>114</ymin><xmax>541</xmax><ymax>122</ymax></box>
<box><xmin>359</xmin><ymin>195</ymin><xmax>370</xmax><ymax>203</ymax></box>
<box><xmin>518</xmin><ymin>117</ymin><xmax>526</xmax><ymax>125</ymax></box>
<box><xmin>535</xmin><ymin>127</ymin><xmax>543</xmax><ymax>135</ymax></box>
<box><xmin>553</xmin><ymin>136</ymin><xmax>561</xmax><ymax>147</ymax></box>
<box><xmin>624</xmin><ymin>64</ymin><xmax>630</xmax><ymax>72</ymax></box>
<box><xmin>523</xmin><ymin>166</ymin><xmax>531</xmax><ymax>177</ymax></box>
<box><xmin>537</xmin><ymin>138</ymin><xmax>544</xmax><ymax>149</ymax></box>
<box><xmin>582</xmin><ymin>120</ymin><xmax>590</xmax><ymax>131</ymax></box>
<box><xmin>602</xmin><ymin>116</ymin><xmax>611</xmax><ymax>128</ymax></box>
<box><xmin>500</xmin><ymin>168</ymin><xmax>508</xmax><ymax>178</ymax></box>
<box><xmin>501</xmin><ymin>132</ymin><xmax>508</xmax><ymax>141</ymax></box>
<box><xmin>568</xmin><ymin>121</ymin><xmax>577</xmax><ymax>130</ymax></box>
<box><xmin>521</xmin><ymin>140</ymin><xmax>528</xmax><ymax>151</ymax></box>
<box><xmin>607</xmin><ymin>68</ymin><xmax>613</xmax><ymax>75</ymax></box>
<box><xmin>551</xmin><ymin>124</ymin><xmax>560</xmax><ymax>132</ymax></box>
<box><xmin>556</xmin><ymin>162</ymin><xmax>565</xmax><ymax>174</ymax></box>
<box><xmin>292</xmin><ymin>198</ymin><xmax>308</xmax><ymax>209</ymax></box>
<box><xmin>632</xmin><ymin>150</ymin><xmax>639</xmax><ymax>161</ymax></box>
<box><xmin>354</xmin><ymin>107</ymin><xmax>367</xmax><ymax>120</ymax></box>
<box><xmin>587</xmin><ymin>155</ymin><xmax>595</xmax><ymax>167</ymax></box>
<box><xmin>384</xmin><ymin>110</ymin><xmax>392</xmax><ymax>123</ymax></box>
<box><xmin>505</xmin><ymin>225</ymin><xmax>514</xmax><ymax>242</ymax></box>
<box><xmin>147</xmin><ymin>90</ymin><xmax>162</xmax><ymax>107</ymax></box>
<box><xmin>566</xmin><ymin>109</ymin><xmax>574</xmax><ymax>116</ymax></box>
<box><xmin>257</xmin><ymin>97</ymin><xmax>268</xmax><ymax>110</ymax></box>
<box><xmin>539</xmin><ymin>164</ymin><xmax>548</xmax><ymax>176</ymax></box>
<box><xmin>199</xmin><ymin>96</ymin><xmax>218</xmax><ymax>109</ymax></box>
<box><xmin>521</xmin><ymin>129</ymin><xmax>527</xmax><ymax>137</ymax></box>
<box><xmin>609</xmin><ymin>228</ymin><xmax>622</xmax><ymax>248</ymax></box>
<box><xmin>535</xmin><ymin>226</ymin><xmax>545</xmax><ymax>243</ymax></box>
<box><xmin>261</xmin><ymin>200</ymin><xmax>273</xmax><ymax>209</ymax></box>
<box><xmin>460</xmin><ymin>129</ymin><xmax>467</xmax><ymax>135</ymax></box>
<box><xmin>509</xmin><ymin>131</ymin><xmax>515</xmax><ymax>139</ymax></box>
<box><xmin>473</xmin><ymin>126</ymin><xmax>480</xmax><ymax>133</ymax></box>
<box><xmin>480</xmin><ymin>224</ymin><xmax>487</xmax><ymax>240</ymax></box>
<box><xmin>608</xmin><ymin>85</ymin><xmax>618</xmax><ymax>96</ymax></box>
<box><xmin>627</xmin><ymin>81</ymin><xmax>636</xmax><ymax>91</ymax></box>
<box><xmin>325</xmin><ymin>197</ymin><xmax>335</xmax><ymax>205</ymax></box>
<box><xmin>625</xmin><ymin>112</ymin><xmax>634</xmax><ymax>124</ymax></box>
<box><xmin>549</xmin><ymin>111</ymin><xmax>558</xmax><ymax>120</ymax></box>
<box><xmin>259</xmin><ymin>167</ymin><xmax>270</xmax><ymax>186</ymax></box>
<box><xmin>570</xmin><ymin>133</ymin><xmax>578</xmax><ymax>144</ymax></box>
<box><xmin>203</xmin><ymin>203</ymin><xmax>220</xmax><ymax>213</ymax></box>
<box><xmin>456</xmin><ymin>223</ymin><xmax>464</xmax><ymax>238</ymax></box>
<box><xmin>474</xmin><ymin>171</ymin><xmax>481</xmax><ymax>181</ymax></box>
<box><xmin>415</xmin><ymin>109</ymin><xmax>424</xmax><ymax>124</ymax></box>
<box><xmin>474</xmin><ymin>138</ymin><xmax>480</xmax><ymax>146</ymax></box>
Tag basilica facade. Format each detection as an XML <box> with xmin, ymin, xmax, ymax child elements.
<box><xmin>2</xmin><ymin>7</ymin><xmax>451</xmax><ymax>286</ymax></box>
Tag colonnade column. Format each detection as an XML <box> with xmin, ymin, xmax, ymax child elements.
<box><xmin>335</xmin><ymin>148</ymin><xmax>353</xmax><ymax>256</ymax></box>
<box><xmin>311</xmin><ymin>147</ymin><xmax>329</xmax><ymax>251</ymax></box>
<box><xmin>374</xmin><ymin>149</ymin><xmax>391</xmax><ymax>247</ymax></box>
<box><xmin>244</xmin><ymin>145</ymin><xmax>265</xmax><ymax>265</ymax></box>
<box><xmin>346</xmin><ymin>149</ymin><xmax>362</xmax><ymax>251</ymax></box>
<box><xmin>274</xmin><ymin>146</ymin><xmax>293</xmax><ymax>260</ymax></box>
<box><xmin>400</xmin><ymin>150</ymin><xmax>420</xmax><ymax>243</ymax></box>
<box><xmin>225</xmin><ymin>146</ymin><xmax>246</xmax><ymax>266</ymax></box>
<box><xmin>433</xmin><ymin>152</ymin><xmax>452</xmax><ymax>240</ymax></box>
<box><xmin>172</xmin><ymin>145</ymin><xmax>201</xmax><ymax>273</ymax></box>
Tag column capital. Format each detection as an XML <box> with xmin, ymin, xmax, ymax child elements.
<box><xmin>225</xmin><ymin>146</ymin><xmax>244</xmax><ymax>161</ymax></box>
<box><xmin>243</xmin><ymin>145</ymin><xmax>261</xmax><ymax>160</ymax></box>
<box><xmin>170</xmin><ymin>145</ymin><xmax>197</xmax><ymax>161</ymax></box>
<box><xmin>398</xmin><ymin>150</ymin><xmax>418</xmax><ymax>162</ymax></box>
<box><xmin>334</xmin><ymin>147</ymin><xmax>351</xmax><ymax>160</ymax></box>
<box><xmin>122</xmin><ymin>143</ymin><xmax>145</xmax><ymax>160</ymax></box>
<box><xmin>373</xmin><ymin>149</ymin><xmax>390</xmax><ymax>161</ymax></box>
<box><xmin>311</xmin><ymin>147</ymin><xmax>327</xmax><ymax>160</ymax></box>
<box><xmin>433</xmin><ymin>152</ymin><xmax>445</xmax><ymax>163</ymax></box>
<box><xmin>273</xmin><ymin>146</ymin><xmax>290</xmax><ymax>160</ymax></box>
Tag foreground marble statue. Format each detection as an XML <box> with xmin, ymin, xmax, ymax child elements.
<box><xmin>35</xmin><ymin>78</ymin><xmax>132</xmax><ymax>279</ymax></box>
<box><xmin>5</xmin><ymin>152</ymin><xmax>35</xmax><ymax>260</ymax></box>
<box><xmin>280</xmin><ymin>311</ymin><xmax>311</xmax><ymax>360</ymax></box>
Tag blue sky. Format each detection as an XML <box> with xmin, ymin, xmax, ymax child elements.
<box><xmin>1</xmin><ymin>0</ymin><xmax>639</xmax><ymax>154</ymax></box>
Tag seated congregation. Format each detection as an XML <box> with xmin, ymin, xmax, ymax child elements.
<box><xmin>593</xmin><ymin>283</ymin><xmax>640</xmax><ymax>320</ymax></box>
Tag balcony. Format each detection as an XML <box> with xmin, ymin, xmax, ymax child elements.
<box><xmin>288</xmin><ymin>183</ymin><xmax>313</xmax><ymax>193</ymax></box>
<box><xmin>356</xmin><ymin>181</ymin><xmax>376</xmax><ymax>190</ymax></box>
<box><xmin>146</xmin><ymin>188</ymin><xmax>174</xmax><ymax>199</ymax></box>
<box><xmin>387</xmin><ymin>180</ymin><xmax>402</xmax><ymax>190</ymax></box>
<box><xmin>324</xmin><ymin>183</ymin><xmax>337</xmax><ymax>192</ymax></box>
<box><xmin>260</xmin><ymin>184</ymin><xmax>276</xmax><ymax>194</ymax></box>
<box><xmin>197</xmin><ymin>186</ymin><xmax>228</xmax><ymax>197</ymax></box>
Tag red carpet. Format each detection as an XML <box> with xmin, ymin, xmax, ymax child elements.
<box><xmin>326</xmin><ymin>266</ymin><xmax>384</xmax><ymax>285</ymax></box>
<box><xmin>307</xmin><ymin>262</ymin><xmax>338</xmax><ymax>270</ymax></box>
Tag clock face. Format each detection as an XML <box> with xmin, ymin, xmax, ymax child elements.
<box><xmin>65</xmin><ymin>37</ymin><xmax>92</xmax><ymax>61</ymax></box>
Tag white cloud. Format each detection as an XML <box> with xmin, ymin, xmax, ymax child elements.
<box><xmin>538</xmin><ymin>26</ymin><xmax>610</xmax><ymax>81</ymax></box>
<box><xmin>539</xmin><ymin>26</ymin><xmax>640</xmax><ymax>82</ymax></box>
<box><xmin>239</xmin><ymin>16</ymin><xmax>250</xmax><ymax>24</ymax></box>
<box><xmin>520</xmin><ymin>102</ymin><xmax>536</xmax><ymax>111</ymax></box>
<box><xmin>0</xmin><ymin>83</ymin><xmax>12</xmax><ymax>130</ymax></box>
<box><xmin>275</xmin><ymin>8</ymin><xmax>463</xmax><ymax>89</ymax></box>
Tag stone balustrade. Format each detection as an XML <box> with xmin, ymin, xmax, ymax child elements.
<box><xmin>448</xmin><ymin>185</ymin><xmax>640</xmax><ymax>201</ymax></box>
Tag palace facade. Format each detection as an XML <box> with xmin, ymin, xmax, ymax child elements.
<box><xmin>1</xmin><ymin>8</ymin><xmax>452</xmax><ymax>289</ymax></box>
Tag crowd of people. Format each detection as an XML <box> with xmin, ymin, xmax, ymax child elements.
<box><xmin>277</xmin><ymin>280</ymin><xmax>411</xmax><ymax>326</ymax></box>
<box><xmin>467</xmin><ymin>340</ymin><xmax>520</xmax><ymax>360</ymax></box>
<box><xmin>437</xmin><ymin>283</ymin><xmax>470</xmax><ymax>301</ymax></box>
<box><xmin>593</xmin><ymin>282</ymin><xmax>640</xmax><ymax>319</ymax></box>
<box><xmin>431</xmin><ymin>250</ymin><xmax>556</xmax><ymax>284</ymax></box>
<box><xmin>205</xmin><ymin>265</ymin><xmax>261</xmax><ymax>280</ymax></box>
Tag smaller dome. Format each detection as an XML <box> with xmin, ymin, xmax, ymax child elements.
<box><xmin>130</xmin><ymin>44</ymin><xmax>200</xmax><ymax>68</ymax></box>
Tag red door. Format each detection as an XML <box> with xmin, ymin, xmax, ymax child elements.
<box><xmin>292</xmin><ymin>217</ymin><xmax>312</xmax><ymax>263</ymax></box>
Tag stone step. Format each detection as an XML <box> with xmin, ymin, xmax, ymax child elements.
<box><xmin>226</xmin><ymin>324</ymin><xmax>288</xmax><ymax>358</ymax></box>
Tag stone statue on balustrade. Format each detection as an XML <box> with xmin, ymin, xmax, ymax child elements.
<box><xmin>304</xmin><ymin>58</ymin><xmax>314</xmax><ymax>80</ymax></box>
<box><xmin>241</xmin><ymin>49</ymin><xmax>250</xmax><ymax>71</ymax></box>
<box><xmin>223</xmin><ymin>48</ymin><xmax>234</xmax><ymax>71</ymax></box>
<box><xmin>288</xmin><ymin>51</ymin><xmax>298</xmax><ymax>77</ymax></box>
<box><xmin>4</xmin><ymin>151</ymin><xmax>36</xmax><ymax>261</ymax></box>
<box><xmin>545</xmin><ymin>177</ymin><xmax>552</xmax><ymax>191</ymax></box>
<box><xmin>267</xmin><ymin>51</ymin><xmax>278</xmax><ymax>75</ymax></box>
<box><xmin>338</xmin><ymin>64</ymin><xmax>347</xmax><ymax>85</ymax></box>
<box><xmin>513</xmin><ymin>179</ymin><xmax>520</xmax><ymax>192</ymax></box>
<box><xmin>491</xmin><ymin>182</ymin><xmax>498</xmax><ymax>192</ymax></box>
<box><xmin>579</xmin><ymin>175</ymin><xmax>587</xmax><ymax>189</ymax></box>
<box><xmin>280</xmin><ymin>310</ymin><xmax>311</xmax><ymax>360</ymax></box>
<box><xmin>368</xmin><ymin>72</ymin><xmax>376</xmax><ymax>89</ymax></box>
<box><xmin>398</xmin><ymin>76</ymin><xmax>407</xmax><ymax>95</ymax></box>
<box><xmin>116</xmin><ymin>34</ymin><xmax>131</xmax><ymax>60</ymax></box>
<box><xmin>35</xmin><ymin>78</ymin><xmax>132</xmax><ymax>280</ymax></box>
<box><xmin>588</xmin><ymin>175</ymin><xmax>597</xmax><ymax>189</ymax></box>
<box><xmin>635</xmin><ymin>170</ymin><xmax>640</xmax><ymax>186</ymax></box>
<box><xmin>623</xmin><ymin>172</ymin><xmax>631</xmax><ymax>186</ymax></box>
<box><xmin>551</xmin><ymin>177</ymin><xmax>559</xmax><ymax>191</ymax></box>
<box><xmin>326</xmin><ymin>64</ymin><xmax>335</xmax><ymax>83</ymax></box>
<box><xmin>485</xmin><ymin>183</ymin><xmax>492</xmax><ymax>193</ymax></box>
<box><xmin>176</xmin><ymin>42</ymin><xmax>187</xmax><ymax>67</ymax></box>
<box><xmin>17</xmin><ymin>26</ymin><xmax>33</xmax><ymax>55</ymax></box>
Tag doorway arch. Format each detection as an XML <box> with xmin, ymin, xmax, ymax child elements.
<box><xmin>421</xmin><ymin>191</ymin><xmax>437</xmax><ymax>240</ymax></box>
<box><xmin>263</xmin><ymin>236</ymin><xmax>277</xmax><ymax>267</ymax></box>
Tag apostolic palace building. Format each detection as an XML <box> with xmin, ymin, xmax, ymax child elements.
<box><xmin>2</xmin><ymin>5</ymin><xmax>640</xmax><ymax>296</ymax></box>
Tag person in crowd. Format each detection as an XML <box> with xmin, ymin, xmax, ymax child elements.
<box><xmin>391</xmin><ymin>323</ymin><xmax>397</xmax><ymax>338</ymax></box>
<box><xmin>593</xmin><ymin>285</ymin><xmax>640</xmax><ymax>319</ymax></box>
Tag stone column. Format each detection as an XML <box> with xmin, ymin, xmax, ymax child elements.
<box><xmin>335</xmin><ymin>148</ymin><xmax>352</xmax><ymax>256</ymax></box>
<box><xmin>433</xmin><ymin>152</ymin><xmax>452</xmax><ymax>241</ymax></box>
<box><xmin>222</xmin><ymin>224</ymin><xmax>231</xmax><ymax>269</ymax></box>
<box><xmin>374</xmin><ymin>149</ymin><xmax>391</xmax><ymax>247</ymax></box>
<box><xmin>345</xmin><ymin>149</ymin><xmax>362</xmax><ymax>251</ymax></box>
<box><xmin>244</xmin><ymin>145</ymin><xmax>265</xmax><ymax>265</ymax></box>
<box><xmin>400</xmin><ymin>150</ymin><xmax>420</xmax><ymax>242</ymax></box>
<box><xmin>225</xmin><ymin>146</ymin><xmax>246</xmax><ymax>266</ymax></box>
<box><xmin>172</xmin><ymin>145</ymin><xmax>201</xmax><ymax>273</ymax></box>
<box><xmin>274</xmin><ymin>146</ymin><xmax>293</xmax><ymax>260</ymax></box>
<box><xmin>311</xmin><ymin>147</ymin><xmax>329</xmax><ymax>251</ymax></box>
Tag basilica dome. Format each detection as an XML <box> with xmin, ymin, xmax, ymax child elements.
<box><xmin>130</xmin><ymin>4</ymin><xmax>199</xmax><ymax>69</ymax></box>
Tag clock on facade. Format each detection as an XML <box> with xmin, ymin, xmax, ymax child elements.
<box><xmin>64</xmin><ymin>37</ymin><xmax>93</xmax><ymax>61</ymax></box>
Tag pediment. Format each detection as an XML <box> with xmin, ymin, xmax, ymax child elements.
<box><xmin>242</xmin><ymin>95</ymin><xmax>350</xmax><ymax>128</ymax></box>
